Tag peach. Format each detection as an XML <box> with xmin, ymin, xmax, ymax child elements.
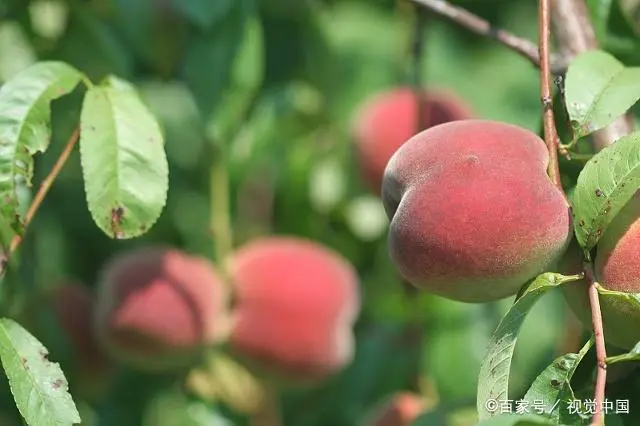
<box><xmin>382</xmin><ymin>120</ymin><xmax>572</xmax><ymax>302</ymax></box>
<box><xmin>94</xmin><ymin>247</ymin><xmax>227</xmax><ymax>372</ymax></box>
<box><xmin>563</xmin><ymin>192</ymin><xmax>640</xmax><ymax>349</ymax></box>
<box><xmin>23</xmin><ymin>283</ymin><xmax>113</xmax><ymax>399</ymax></box>
<box><xmin>367</xmin><ymin>392</ymin><xmax>425</xmax><ymax>426</ymax></box>
<box><xmin>227</xmin><ymin>237</ymin><xmax>360</xmax><ymax>383</ymax></box>
<box><xmin>351</xmin><ymin>87</ymin><xmax>474</xmax><ymax>194</ymax></box>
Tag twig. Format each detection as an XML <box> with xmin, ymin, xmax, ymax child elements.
<box><xmin>0</xmin><ymin>127</ymin><xmax>80</xmax><ymax>278</ymax></box>
<box><xmin>410</xmin><ymin>0</ymin><xmax>567</xmax><ymax>74</ymax></box>
<box><xmin>584</xmin><ymin>264</ymin><xmax>607</xmax><ymax>426</ymax></box>
<box><xmin>537</xmin><ymin>0</ymin><xmax>562</xmax><ymax>191</ymax></box>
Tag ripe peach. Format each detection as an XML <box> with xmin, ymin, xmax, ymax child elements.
<box><xmin>351</xmin><ymin>87</ymin><xmax>474</xmax><ymax>194</ymax></box>
<box><xmin>563</xmin><ymin>193</ymin><xmax>640</xmax><ymax>349</ymax></box>
<box><xmin>382</xmin><ymin>120</ymin><xmax>572</xmax><ymax>302</ymax></box>
<box><xmin>367</xmin><ymin>392</ymin><xmax>425</xmax><ymax>426</ymax></box>
<box><xmin>227</xmin><ymin>237</ymin><xmax>360</xmax><ymax>383</ymax></box>
<box><xmin>24</xmin><ymin>283</ymin><xmax>113</xmax><ymax>399</ymax></box>
<box><xmin>94</xmin><ymin>247</ymin><xmax>227</xmax><ymax>372</ymax></box>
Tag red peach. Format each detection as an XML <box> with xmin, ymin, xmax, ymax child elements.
<box><xmin>352</xmin><ymin>87</ymin><xmax>474</xmax><ymax>194</ymax></box>
<box><xmin>227</xmin><ymin>237</ymin><xmax>360</xmax><ymax>383</ymax></box>
<box><xmin>94</xmin><ymin>247</ymin><xmax>227</xmax><ymax>372</ymax></box>
<box><xmin>382</xmin><ymin>119</ymin><xmax>572</xmax><ymax>302</ymax></box>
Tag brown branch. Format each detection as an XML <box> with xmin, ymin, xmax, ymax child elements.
<box><xmin>410</xmin><ymin>0</ymin><xmax>567</xmax><ymax>74</ymax></box>
<box><xmin>0</xmin><ymin>127</ymin><xmax>80</xmax><ymax>278</ymax></box>
<box><xmin>538</xmin><ymin>0</ymin><xmax>562</xmax><ymax>191</ymax></box>
<box><xmin>550</xmin><ymin>0</ymin><xmax>634</xmax><ymax>150</ymax></box>
<box><xmin>584</xmin><ymin>263</ymin><xmax>607</xmax><ymax>426</ymax></box>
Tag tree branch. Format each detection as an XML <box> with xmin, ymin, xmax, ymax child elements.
<box><xmin>538</xmin><ymin>0</ymin><xmax>562</xmax><ymax>191</ymax></box>
<box><xmin>584</xmin><ymin>263</ymin><xmax>607</xmax><ymax>426</ymax></box>
<box><xmin>410</xmin><ymin>0</ymin><xmax>567</xmax><ymax>74</ymax></box>
<box><xmin>0</xmin><ymin>127</ymin><xmax>80</xmax><ymax>279</ymax></box>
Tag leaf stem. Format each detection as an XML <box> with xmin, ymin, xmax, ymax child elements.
<box><xmin>538</xmin><ymin>0</ymin><xmax>562</xmax><ymax>192</ymax></box>
<box><xmin>584</xmin><ymin>263</ymin><xmax>607</xmax><ymax>426</ymax></box>
<box><xmin>0</xmin><ymin>127</ymin><xmax>80</xmax><ymax>279</ymax></box>
<box><xmin>209</xmin><ymin>141</ymin><xmax>234</xmax><ymax>283</ymax></box>
<box><xmin>410</xmin><ymin>0</ymin><xmax>567</xmax><ymax>74</ymax></box>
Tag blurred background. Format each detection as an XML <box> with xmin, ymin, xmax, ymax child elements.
<box><xmin>0</xmin><ymin>0</ymin><xmax>639</xmax><ymax>425</ymax></box>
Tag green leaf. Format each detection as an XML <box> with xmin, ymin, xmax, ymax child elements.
<box><xmin>207</xmin><ymin>12</ymin><xmax>264</xmax><ymax>142</ymax></box>
<box><xmin>0</xmin><ymin>318</ymin><xmax>80</xmax><ymax>426</ymax></box>
<box><xmin>184</xmin><ymin>1</ymin><xmax>247</xmax><ymax>118</ymax></box>
<box><xmin>586</xmin><ymin>0</ymin><xmax>614</xmax><ymax>43</ymax></box>
<box><xmin>79</xmin><ymin>75</ymin><xmax>169</xmax><ymax>239</ymax></box>
<box><xmin>564</xmin><ymin>50</ymin><xmax>640</xmax><ymax>138</ymax></box>
<box><xmin>476</xmin><ymin>413</ymin><xmax>555</xmax><ymax>426</ymax></box>
<box><xmin>170</xmin><ymin>0</ymin><xmax>234</xmax><ymax>30</ymax></box>
<box><xmin>571</xmin><ymin>131</ymin><xmax>640</xmax><ymax>250</ymax></box>
<box><xmin>521</xmin><ymin>339</ymin><xmax>593</xmax><ymax>425</ymax></box>
<box><xmin>0</xmin><ymin>61</ymin><xmax>82</xmax><ymax>233</ymax></box>
<box><xmin>477</xmin><ymin>273</ymin><xmax>582</xmax><ymax>420</ymax></box>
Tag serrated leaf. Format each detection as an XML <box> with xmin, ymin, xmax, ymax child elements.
<box><xmin>522</xmin><ymin>339</ymin><xmax>593</xmax><ymax>425</ymax></box>
<box><xmin>571</xmin><ymin>131</ymin><xmax>640</xmax><ymax>250</ymax></box>
<box><xmin>476</xmin><ymin>413</ymin><xmax>555</xmax><ymax>426</ymax></box>
<box><xmin>0</xmin><ymin>61</ymin><xmax>82</xmax><ymax>233</ymax></box>
<box><xmin>565</xmin><ymin>50</ymin><xmax>640</xmax><ymax>138</ymax></box>
<box><xmin>79</xmin><ymin>75</ymin><xmax>169</xmax><ymax>239</ymax></box>
<box><xmin>170</xmin><ymin>0</ymin><xmax>234</xmax><ymax>30</ymax></box>
<box><xmin>477</xmin><ymin>273</ymin><xmax>582</xmax><ymax>420</ymax></box>
<box><xmin>0</xmin><ymin>318</ymin><xmax>80</xmax><ymax>426</ymax></box>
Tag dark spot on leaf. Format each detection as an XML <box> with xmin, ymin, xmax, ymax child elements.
<box><xmin>556</xmin><ymin>360</ymin><xmax>569</xmax><ymax>371</ymax></box>
<box><xmin>40</xmin><ymin>350</ymin><xmax>49</xmax><ymax>360</ymax></box>
<box><xmin>140</xmin><ymin>224</ymin><xmax>147</xmax><ymax>232</ymax></box>
<box><xmin>52</xmin><ymin>379</ymin><xmax>64</xmax><ymax>389</ymax></box>
<box><xmin>21</xmin><ymin>357</ymin><xmax>27</xmax><ymax>366</ymax></box>
<box><xmin>110</xmin><ymin>206</ymin><xmax>125</xmax><ymax>238</ymax></box>
<box><xmin>89</xmin><ymin>126</ymin><xmax>96</xmax><ymax>131</ymax></box>
<box><xmin>579</xmin><ymin>219</ymin><xmax>585</xmax><ymax>227</ymax></box>
<box><xmin>550</xmin><ymin>378</ymin><xmax>562</xmax><ymax>388</ymax></box>
<box><xmin>595</xmin><ymin>189</ymin><xmax>604</xmax><ymax>197</ymax></box>
<box><xmin>596</xmin><ymin>229</ymin><xmax>603</xmax><ymax>238</ymax></box>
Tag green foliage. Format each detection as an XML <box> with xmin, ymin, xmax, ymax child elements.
<box><xmin>0</xmin><ymin>1</ymin><xmax>639</xmax><ymax>426</ymax></box>
<box><xmin>570</xmin><ymin>131</ymin><xmax>640</xmax><ymax>250</ymax></box>
<box><xmin>475</xmin><ymin>413</ymin><xmax>555</xmax><ymax>426</ymax></box>
<box><xmin>521</xmin><ymin>340</ymin><xmax>593</xmax><ymax>425</ymax></box>
<box><xmin>477</xmin><ymin>273</ymin><xmax>582</xmax><ymax>420</ymax></box>
<box><xmin>564</xmin><ymin>50</ymin><xmax>640</xmax><ymax>140</ymax></box>
<box><xmin>0</xmin><ymin>61</ymin><xmax>82</xmax><ymax>235</ymax></box>
<box><xmin>0</xmin><ymin>318</ymin><xmax>79</xmax><ymax>426</ymax></box>
<box><xmin>79</xmin><ymin>76</ymin><xmax>169</xmax><ymax>239</ymax></box>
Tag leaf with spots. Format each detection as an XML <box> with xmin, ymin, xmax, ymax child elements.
<box><xmin>0</xmin><ymin>318</ymin><xmax>80</xmax><ymax>426</ymax></box>
<box><xmin>474</xmin><ymin>413</ymin><xmax>555</xmax><ymax>426</ymax></box>
<box><xmin>521</xmin><ymin>339</ymin><xmax>593</xmax><ymax>425</ymax></box>
<box><xmin>571</xmin><ymin>131</ymin><xmax>640</xmax><ymax>250</ymax></box>
<box><xmin>0</xmin><ymin>61</ymin><xmax>82</xmax><ymax>235</ymax></box>
<box><xmin>79</xmin><ymin>75</ymin><xmax>169</xmax><ymax>239</ymax></box>
<box><xmin>477</xmin><ymin>273</ymin><xmax>583</xmax><ymax>420</ymax></box>
<box><xmin>564</xmin><ymin>50</ymin><xmax>640</xmax><ymax>139</ymax></box>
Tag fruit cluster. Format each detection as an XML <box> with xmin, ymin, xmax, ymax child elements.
<box><xmin>24</xmin><ymin>237</ymin><xmax>361</xmax><ymax>398</ymax></box>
